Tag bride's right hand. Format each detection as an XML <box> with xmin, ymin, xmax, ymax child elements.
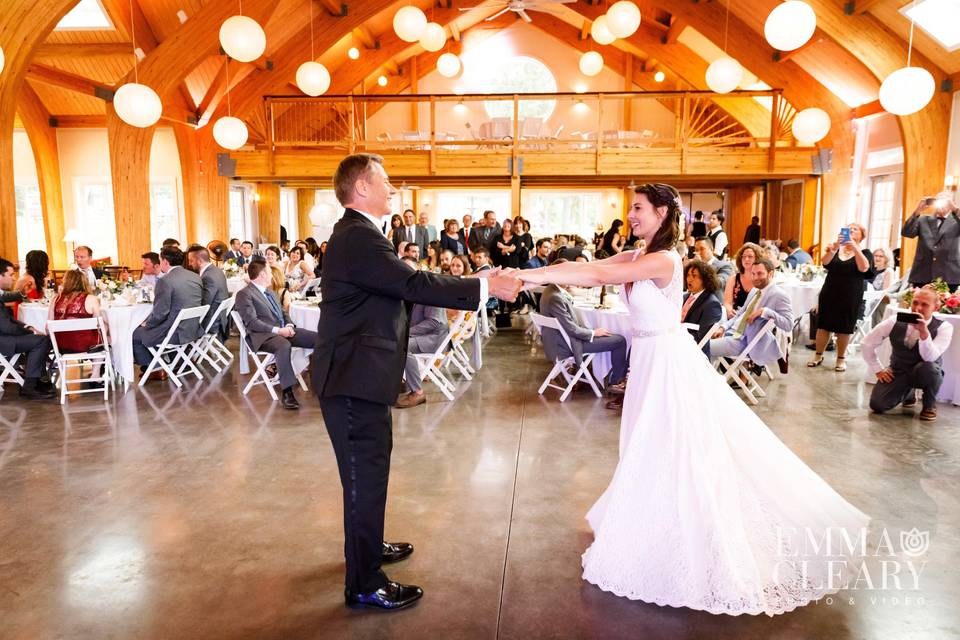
<box><xmin>517</xmin><ymin>269</ymin><xmax>547</xmax><ymax>284</ymax></box>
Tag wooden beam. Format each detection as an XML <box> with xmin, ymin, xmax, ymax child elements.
<box><xmin>256</xmin><ymin>182</ymin><xmax>282</xmax><ymax>244</ymax></box>
<box><xmin>26</xmin><ymin>63</ymin><xmax>114</xmax><ymax>97</ymax></box>
<box><xmin>851</xmin><ymin>99</ymin><xmax>883</xmax><ymax>119</ymax></box>
<box><xmin>317</xmin><ymin>0</ymin><xmax>347</xmax><ymax>17</ymax></box>
<box><xmin>580</xmin><ymin>20</ymin><xmax>590</xmax><ymax>41</ymax></box>
<box><xmin>663</xmin><ymin>17</ymin><xmax>686</xmax><ymax>44</ymax></box>
<box><xmin>297</xmin><ymin>188</ymin><xmax>316</xmax><ymax>239</ymax></box>
<box><xmin>48</xmin><ymin>115</ymin><xmax>109</xmax><ymax>128</ymax></box>
<box><xmin>34</xmin><ymin>42</ymin><xmax>135</xmax><ymax>58</ymax></box>
<box><xmin>846</xmin><ymin>0</ymin><xmax>887</xmax><ymax>14</ymax></box>
<box><xmin>772</xmin><ymin>32</ymin><xmax>825</xmax><ymax>62</ymax></box>
<box><xmin>449</xmin><ymin>21</ymin><xmax>460</xmax><ymax>42</ymax></box>
<box><xmin>353</xmin><ymin>25</ymin><xmax>378</xmax><ymax>49</ymax></box>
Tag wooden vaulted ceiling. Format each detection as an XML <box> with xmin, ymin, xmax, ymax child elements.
<box><xmin>20</xmin><ymin>0</ymin><xmax>959</xmax><ymax>133</ymax></box>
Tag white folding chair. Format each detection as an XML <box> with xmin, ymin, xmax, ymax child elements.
<box><xmin>302</xmin><ymin>277</ymin><xmax>322</xmax><ymax>296</ymax></box>
<box><xmin>681</xmin><ymin>321</ymin><xmax>722</xmax><ymax>352</ymax></box>
<box><xmin>444</xmin><ymin>310</ymin><xmax>478</xmax><ymax>379</ymax></box>
<box><xmin>530</xmin><ymin>312</ymin><xmax>603</xmax><ymax>402</ymax></box>
<box><xmin>848</xmin><ymin>290</ymin><xmax>886</xmax><ymax>354</ymax></box>
<box><xmin>47</xmin><ymin>317</ymin><xmax>115</xmax><ymax>403</ymax></box>
<box><xmin>412</xmin><ymin>312</ymin><xmax>465</xmax><ymax>401</ymax></box>
<box><xmin>714</xmin><ymin>319</ymin><xmax>776</xmax><ymax>405</ymax></box>
<box><xmin>232</xmin><ymin>311</ymin><xmax>307</xmax><ymax>401</ymax></box>
<box><xmin>188</xmin><ymin>297</ymin><xmax>235</xmax><ymax>373</ymax></box>
<box><xmin>0</xmin><ymin>353</ymin><xmax>23</xmax><ymax>387</ymax></box>
<box><xmin>138</xmin><ymin>305</ymin><xmax>210</xmax><ymax>389</ymax></box>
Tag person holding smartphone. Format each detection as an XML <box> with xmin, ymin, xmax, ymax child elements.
<box><xmin>808</xmin><ymin>222</ymin><xmax>874</xmax><ymax>371</ymax></box>
<box><xmin>901</xmin><ymin>191</ymin><xmax>960</xmax><ymax>291</ymax></box>
<box><xmin>861</xmin><ymin>287</ymin><xmax>952</xmax><ymax>421</ymax></box>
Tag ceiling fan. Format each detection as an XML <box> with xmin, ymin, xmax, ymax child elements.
<box><xmin>462</xmin><ymin>0</ymin><xmax>577</xmax><ymax>23</ymax></box>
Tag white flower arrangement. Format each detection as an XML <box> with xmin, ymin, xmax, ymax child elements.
<box><xmin>223</xmin><ymin>259</ymin><xmax>241</xmax><ymax>278</ymax></box>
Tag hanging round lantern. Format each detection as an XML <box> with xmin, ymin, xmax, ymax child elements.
<box><xmin>219</xmin><ymin>15</ymin><xmax>266</xmax><ymax>62</ymax></box>
<box><xmin>705</xmin><ymin>57</ymin><xmax>743</xmax><ymax>94</ymax></box>
<box><xmin>296</xmin><ymin>61</ymin><xmax>330</xmax><ymax>96</ymax></box>
<box><xmin>654</xmin><ymin>70</ymin><xmax>665</xmax><ymax>83</ymax></box>
<box><xmin>419</xmin><ymin>22</ymin><xmax>446</xmax><ymax>52</ymax></box>
<box><xmin>393</xmin><ymin>6</ymin><xmax>427</xmax><ymax>43</ymax></box>
<box><xmin>606</xmin><ymin>1</ymin><xmax>641</xmax><ymax>38</ymax></box>
<box><xmin>0</xmin><ymin>46</ymin><xmax>5</xmax><ymax>74</ymax></box>
<box><xmin>764</xmin><ymin>1</ymin><xmax>817</xmax><ymax>52</ymax></box>
<box><xmin>579</xmin><ymin>51</ymin><xmax>604</xmax><ymax>77</ymax></box>
<box><xmin>591</xmin><ymin>16</ymin><xmax>616</xmax><ymax>45</ymax></box>
<box><xmin>791</xmin><ymin>107</ymin><xmax>831</xmax><ymax>144</ymax></box>
<box><xmin>213</xmin><ymin>116</ymin><xmax>248</xmax><ymax>150</ymax></box>
<box><xmin>348</xmin><ymin>47</ymin><xmax>360</xmax><ymax>60</ymax></box>
<box><xmin>437</xmin><ymin>52</ymin><xmax>461</xmax><ymax>78</ymax></box>
<box><xmin>879</xmin><ymin>66</ymin><xmax>936</xmax><ymax>116</ymax></box>
<box><xmin>113</xmin><ymin>82</ymin><xmax>162</xmax><ymax>128</ymax></box>
<box><xmin>377</xmin><ymin>74</ymin><xmax>388</xmax><ymax>87</ymax></box>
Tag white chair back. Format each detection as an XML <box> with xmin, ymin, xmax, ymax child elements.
<box><xmin>46</xmin><ymin>317</ymin><xmax>109</xmax><ymax>360</ymax></box>
<box><xmin>530</xmin><ymin>313</ymin><xmax>574</xmax><ymax>353</ymax></box>
<box><xmin>204</xmin><ymin>297</ymin><xmax>235</xmax><ymax>335</ymax></box>
<box><xmin>302</xmin><ymin>277</ymin><xmax>322</xmax><ymax>295</ymax></box>
<box><xmin>159</xmin><ymin>305</ymin><xmax>210</xmax><ymax>348</ymax></box>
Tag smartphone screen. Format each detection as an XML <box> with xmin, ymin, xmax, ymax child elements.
<box><xmin>896</xmin><ymin>311</ymin><xmax>921</xmax><ymax>324</ymax></box>
<box><xmin>840</xmin><ymin>227</ymin><xmax>851</xmax><ymax>243</ymax></box>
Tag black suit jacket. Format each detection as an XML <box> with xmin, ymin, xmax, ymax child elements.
<box><xmin>0</xmin><ymin>292</ymin><xmax>30</xmax><ymax>357</ymax></box>
<box><xmin>682</xmin><ymin>291</ymin><xmax>723</xmax><ymax>357</ymax></box>
<box><xmin>312</xmin><ymin>209</ymin><xmax>482</xmax><ymax>405</ymax></box>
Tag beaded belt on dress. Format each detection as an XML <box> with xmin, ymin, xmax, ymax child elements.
<box><xmin>630</xmin><ymin>326</ymin><xmax>679</xmax><ymax>339</ymax></box>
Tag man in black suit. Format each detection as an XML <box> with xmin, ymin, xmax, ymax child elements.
<box><xmin>902</xmin><ymin>192</ymin><xmax>960</xmax><ymax>290</ymax></box>
<box><xmin>743</xmin><ymin>216</ymin><xmax>761</xmax><ymax>244</ymax></box>
<box><xmin>0</xmin><ymin>258</ymin><xmax>55</xmax><ymax>399</ymax></box>
<box><xmin>186</xmin><ymin>245</ymin><xmax>230</xmax><ymax>341</ymax></box>
<box><xmin>468</xmin><ymin>210</ymin><xmax>499</xmax><ymax>251</ymax></box>
<box><xmin>313</xmin><ymin>153</ymin><xmax>521</xmax><ymax>611</ymax></box>
<box><xmin>224</xmin><ymin>238</ymin><xmax>244</xmax><ymax>263</ymax></box>
<box><xmin>681</xmin><ymin>260</ymin><xmax>724</xmax><ymax>356</ymax></box>
<box><xmin>73</xmin><ymin>245</ymin><xmax>105</xmax><ymax>289</ymax></box>
<box><xmin>392</xmin><ymin>209</ymin><xmax>428</xmax><ymax>255</ymax></box>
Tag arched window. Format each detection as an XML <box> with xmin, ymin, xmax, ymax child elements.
<box><xmin>481</xmin><ymin>56</ymin><xmax>557</xmax><ymax>120</ymax></box>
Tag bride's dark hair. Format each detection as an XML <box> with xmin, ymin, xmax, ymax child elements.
<box><xmin>634</xmin><ymin>183</ymin><xmax>680</xmax><ymax>255</ymax></box>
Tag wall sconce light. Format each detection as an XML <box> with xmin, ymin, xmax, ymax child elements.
<box><xmin>946</xmin><ymin>175</ymin><xmax>960</xmax><ymax>191</ymax></box>
<box><xmin>573</xmin><ymin>99</ymin><xmax>589</xmax><ymax>113</ymax></box>
<box><xmin>252</xmin><ymin>192</ymin><xmax>261</xmax><ymax>202</ymax></box>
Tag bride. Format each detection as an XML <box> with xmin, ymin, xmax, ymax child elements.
<box><xmin>517</xmin><ymin>183</ymin><xmax>870</xmax><ymax>616</ymax></box>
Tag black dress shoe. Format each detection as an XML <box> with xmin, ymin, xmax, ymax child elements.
<box><xmin>281</xmin><ymin>387</ymin><xmax>299</xmax><ymax>410</ymax></box>
<box><xmin>19</xmin><ymin>385</ymin><xmax>56</xmax><ymax>400</ymax></box>
<box><xmin>345</xmin><ymin>581</ymin><xmax>423</xmax><ymax>610</ymax></box>
<box><xmin>382</xmin><ymin>541</ymin><xmax>414</xmax><ymax>563</ymax></box>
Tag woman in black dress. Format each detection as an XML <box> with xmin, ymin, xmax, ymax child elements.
<box><xmin>723</xmin><ymin>242</ymin><xmax>762</xmax><ymax>318</ymax></box>
<box><xmin>601</xmin><ymin>219</ymin><xmax>625</xmax><ymax>255</ymax></box>
<box><xmin>513</xmin><ymin>216</ymin><xmax>534</xmax><ymax>257</ymax></box>
<box><xmin>809</xmin><ymin>223</ymin><xmax>874</xmax><ymax>372</ymax></box>
<box><xmin>491</xmin><ymin>218</ymin><xmax>524</xmax><ymax>268</ymax></box>
<box><xmin>440</xmin><ymin>219</ymin><xmax>465</xmax><ymax>255</ymax></box>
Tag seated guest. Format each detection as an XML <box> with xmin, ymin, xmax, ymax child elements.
<box><xmin>47</xmin><ymin>270</ymin><xmax>102</xmax><ymax>352</ymax></box>
<box><xmin>235</xmin><ymin>258</ymin><xmax>317</xmax><ymax>409</ymax></box>
<box><xmin>539</xmin><ymin>260</ymin><xmax>628</xmax><ymax>399</ymax></box>
<box><xmin>472</xmin><ymin>247</ymin><xmax>493</xmax><ymax>273</ymax></box>
<box><xmin>283</xmin><ymin>246</ymin><xmax>313</xmax><ymax>292</ymax></box>
<box><xmin>396</xmin><ymin>240</ymin><xmax>409</xmax><ymax>258</ymax></box>
<box><xmin>264</xmin><ymin>245</ymin><xmax>282</xmax><ymax>269</ymax></box>
<box><xmin>0</xmin><ymin>258</ymin><xmax>54</xmax><ymax>399</ymax></box>
<box><xmin>296</xmin><ymin>240</ymin><xmax>316</xmax><ymax>273</ymax></box>
<box><xmin>140</xmin><ymin>252</ymin><xmax>162</xmax><ymax>287</ymax></box>
<box><xmin>395</xmin><ymin>257</ymin><xmax>450</xmax><ymax>409</ymax></box>
<box><xmin>862</xmin><ymin>287</ymin><xmax>951</xmax><ymax>421</ymax></box>
<box><xmin>764</xmin><ymin>242</ymin><xmax>783</xmax><ymax>270</ymax></box>
<box><xmin>424</xmin><ymin>240</ymin><xmax>442</xmax><ymax>272</ymax></box>
<box><xmin>709</xmin><ymin>258</ymin><xmax>793</xmax><ymax>368</ymax></box>
<box><xmin>186</xmin><ymin>245</ymin><xmax>229</xmax><ymax>339</ymax></box>
<box><xmin>682</xmin><ymin>260</ymin><xmax>723</xmax><ymax>356</ymax></box>
<box><xmin>694</xmin><ymin>237</ymin><xmax>734</xmax><ymax>291</ymax></box>
<box><xmin>161</xmin><ymin>238</ymin><xmax>180</xmax><ymax>251</ymax></box>
<box><xmin>74</xmin><ymin>245</ymin><xmax>105</xmax><ymax>288</ymax></box>
<box><xmin>16</xmin><ymin>250</ymin><xmax>50</xmax><ymax>301</ymax></box>
<box><xmin>269</xmin><ymin>265</ymin><xmax>292</xmax><ymax>313</ymax></box>
<box><xmin>524</xmin><ymin>238</ymin><xmax>552</xmax><ymax>269</ymax></box>
<box><xmin>450</xmin><ymin>254</ymin><xmax>472</xmax><ymax>277</ymax></box>
<box><xmin>723</xmin><ymin>242</ymin><xmax>762</xmax><ymax>318</ymax></box>
<box><xmin>440</xmin><ymin>220</ymin><xmax>465</xmax><ymax>255</ymax></box>
<box><xmin>224</xmin><ymin>238</ymin><xmax>244</xmax><ymax>263</ymax></box>
<box><xmin>239</xmin><ymin>241</ymin><xmax>255</xmax><ymax>267</ymax></box>
<box><xmin>439</xmin><ymin>249</ymin><xmax>455</xmax><ymax>274</ymax></box>
<box><xmin>132</xmin><ymin>247</ymin><xmax>203</xmax><ymax>379</ymax></box>
<box><xmin>403</xmin><ymin>242</ymin><xmax>421</xmax><ymax>264</ymax></box>
<box><xmin>871</xmin><ymin>247</ymin><xmax>896</xmax><ymax>291</ymax></box>
<box><xmin>784</xmin><ymin>239</ymin><xmax>813</xmax><ymax>268</ymax></box>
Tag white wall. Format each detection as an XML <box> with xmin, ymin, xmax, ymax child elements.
<box><xmin>12</xmin><ymin>130</ymin><xmax>38</xmax><ymax>182</ymax></box>
<box><xmin>947</xmin><ymin>92</ymin><xmax>960</xmax><ymax>182</ymax></box>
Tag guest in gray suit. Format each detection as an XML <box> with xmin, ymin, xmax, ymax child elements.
<box><xmin>235</xmin><ymin>258</ymin><xmax>317</xmax><ymax>409</ymax></box>
<box><xmin>709</xmin><ymin>258</ymin><xmax>793</xmax><ymax>367</ymax></box>
<box><xmin>418</xmin><ymin>212</ymin><xmax>437</xmax><ymax>244</ymax></box>
<box><xmin>187</xmin><ymin>245</ymin><xmax>230</xmax><ymax>341</ymax></box>
<box><xmin>694</xmin><ymin>236</ymin><xmax>734</xmax><ymax>291</ymax></box>
<box><xmin>901</xmin><ymin>192</ymin><xmax>960</xmax><ymax>291</ymax></box>
<box><xmin>133</xmin><ymin>247</ymin><xmax>204</xmax><ymax>377</ymax></box>
<box><xmin>395</xmin><ymin>257</ymin><xmax>449</xmax><ymax>409</ymax></box>
<box><xmin>538</xmin><ymin>268</ymin><xmax>628</xmax><ymax>393</ymax></box>
<box><xmin>393</xmin><ymin>209</ymin><xmax>428</xmax><ymax>255</ymax></box>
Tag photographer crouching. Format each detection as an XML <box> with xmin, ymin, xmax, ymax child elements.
<box><xmin>861</xmin><ymin>287</ymin><xmax>952</xmax><ymax>421</ymax></box>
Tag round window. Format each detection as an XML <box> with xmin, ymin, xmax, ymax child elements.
<box><xmin>480</xmin><ymin>56</ymin><xmax>557</xmax><ymax>120</ymax></box>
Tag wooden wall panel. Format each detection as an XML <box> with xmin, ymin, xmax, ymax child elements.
<box><xmin>780</xmin><ymin>182</ymin><xmax>804</xmax><ymax>246</ymax></box>
<box><xmin>256</xmin><ymin>182</ymin><xmax>281</xmax><ymax>245</ymax></box>
<box><xmin>17</xmin><ymin>83</ymin><xmax>68</xmax><ymax>268</ymax></box>
<box><xmin>296</xmin><ymin>189</ymin><xmax>315</xmax><ymax>241</ymax></box>
<box><xmin>801</xmin><ymin>177</ymin><xmax>820</xmax><ymax>254</ymax></box>
<box><xmin>726</xmin><ymin>186</ymin><xmax>756</xmax><ymax>256</ymax></box>
<box><xmin>765</xmin><ymin>181</ymin><xmax>783</xmax><ymax>243</ymax></box>
<box><xmin>175</xmin><ymin>123</ymin><xmax>228</xmax><ymax>246</ymax></box>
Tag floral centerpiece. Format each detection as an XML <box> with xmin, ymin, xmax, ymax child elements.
<box><xmin>900</xmin><ymin>278</ymin><xmax>960</xmax><ymax>315</ymax></box>
<box><xmin>223</xmin><ymin>259</ymin><xmax>241</xmax><ymax>278</ymax></box>
<box><xmin>95</xmin><ymin>274</ymin><xmax>135</xmax><ymax>302</ymax></box>
<box><xmin>798</xmin><ymin>263</ymin><xmax>825</xmax><ymax>282</ymax></box>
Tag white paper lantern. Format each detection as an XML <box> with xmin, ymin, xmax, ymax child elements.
<box><xmin>879</xmin><ymin>66</ymin><xmax>936</xmax><ymax>116</ymax></box>
<box><xmin>764</xmin><ymin>1</ymin><xmax>816</xmax><ymax>51</ymax></box>
<box><xmin>296</xmin><ymin>61</ymin><xmax>330</xmax><ymax>96</ymax></box>
<box><xmin>606</xmin><ymin>1</ymin><xmax>641</xmax><ymax>38</ymax></box>
<box><xmin>213</xmin><ymin>116</ymin><xmax>248</xmax><ymax>150</ymax></box>
<box><xmin>0</xmin><ymin>46</ymin><xmax>5</xmax><ymax>74</ymax></box>
<box><xmin>219</xmin><ymin>15</ymin><xmax>266</xmax><ymax>62</ymax></box>
<box><xmin>437</xmin><ymin>52</ymin><xmax>461</xmax><ymax>78</ymax></box>
<box><xmin>579</xmin><ymin>51</ymin><xmax>604</xmax><ymax>77</ymax></box>
<box><xmin>393</xmin><ymin>6</ymin><xmax>427</xmax><ymax>43</ymax></box>
<box><xmin>419</xmin><ymin>22</ymin><xmax>446</xmax><ymax>52</ymax></box>
<box><xmin>591</xmin><ymin>16</ymin><xmax>616</xmax><ymax>45</ymax></box>
<box><xmin>113</xmin><ymin>82</ymin><xmax>162</xmax><ymax>128</ymax></box>
<box><xmin>791</xmin><ymin>107</ymin><xmax>831</xmax><ymax>144</ymax></box>
<box><xmin>705</xmin><ymin>57</ymin><xmax>743</xmax><ymax>94</ymax></box>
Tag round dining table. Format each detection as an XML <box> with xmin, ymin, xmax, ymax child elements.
<box><xmin>18</xmin><ymin>301</ymin><xmax>154</xmax><ymax>386</ymax></box>
<box><xmin>573</xmin><ymin>300</ymin><xmax>632</xmax><ymax>382</ymax></box>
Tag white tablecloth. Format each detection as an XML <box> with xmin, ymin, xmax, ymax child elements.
<box><xmin>863</xmin><ymin>307</ymin><xmax>960</xmax><ymax>405</ymax></box>
<box><xmin>226</xmin><ymin>277</ymin><xmax>246</xmax><ymax>294</ymax></box>
<box><xmin>19</xmin><ymin>302</ymin><xmax>154</xmax><ymax>385</ymax></box>
<box><xmin>289</xmin><ymin>303</ymin><xmax>320</xmax><ymax>332</ymax></box>
<box><xmin>774</xmin><ymin>277</ymin><xmax>824</xmax><ymax>317</ymax></box>
<box><xmin>573</xmin><ymin>303</ymin><xmax>632</xmax><ymax>382</ymax></box>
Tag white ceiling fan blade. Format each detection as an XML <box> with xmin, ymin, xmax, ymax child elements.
<box><xmin>486</xmin><ymin>6</ymin><xmax>512</xmax><ymax>20</ymax></box>
<box><xmin>461</xmin><ymin>0</ymin><xmax>507</xmax><ymax>10</ymax></box>
<box><xmin>518</xmin><ymin>8</ymin><xmax>533</xmax><ymax>21</ymax></box>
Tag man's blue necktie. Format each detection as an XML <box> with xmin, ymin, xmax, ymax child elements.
<box><xmin>264</xmin><ymin>289</ymin><xmax>284</xmax><ymax>326</ymax></box>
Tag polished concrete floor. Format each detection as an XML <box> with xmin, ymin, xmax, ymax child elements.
<box><xmin>0</xmin><ymin>328</ymin><xmax>958</xmax><ymax>640</ymax></box>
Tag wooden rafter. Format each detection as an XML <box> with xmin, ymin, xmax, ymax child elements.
<box><xmin>317</xmin><ymin>0</ymin><xmax>347</xmax><ymax>17</ymax></box>
<box><xmin>34</xmin><ymin>43</ymin><xmax>134</xmax><ymax>58</ymax></box>
<box><xmin>352</xmin><ymin>25</ymin><xmax>378</xmax><ymax>49</ymax></box>
<box><xmin>772</xmin><ymin>32</ymin><xmax>826</xmax><ymax>62</ymax></box>
<box><xmin>663</xmin><ymin>17</ymin><xmax>686</xmax><ymax>44</ymax></box>
<box><xmin>26</xmin><ymin>63</ymin><xmax>114</xmax><ymax>97</ymax></box>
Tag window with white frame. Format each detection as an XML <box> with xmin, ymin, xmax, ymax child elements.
<box><xmin>229</xmin><ymin>185</ymin><xmax>252</xmax><ymax>242</ymax></box>
<box><xmin>523</xmin><ymin>191</ymin><xmax>604</xmax><ymax>242</ymax></box>
<box><xmin>434</xmin><ymin>190</ymin><xmax>511</xmax><ymax>225</ymax></box>
<box><xmin>73</xmin><ymin>178</ymin><xmax>117</xmax><ymax>262</ymax></box>
<box><xmin>867</xmin><ymin>174</ymin><xmax>902</xmax><ymax>250</ymax></box>
<box><xmin>15</xmin><ymin>183</ymin><xmax>45</xmax><ymax>261</ymax></box>
<box><xmin>150</xmin><ymin>179</ymin><xmax>182</xmax><ymax>249</ymax></box>
<box><xmin>280</xmin><ymin>188</ymin><xmax>299</xmax><ymax>242</ymax></box>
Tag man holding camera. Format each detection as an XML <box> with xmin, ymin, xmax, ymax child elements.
<box><xmin>901</xmin><ymin>192</ymin><xmax>960</xmax><ymax>291</ymax></box>
<box><xmin>862</xmin><ymin>288</ymin><xmax>952</xmax><ymax>421</ymax></box>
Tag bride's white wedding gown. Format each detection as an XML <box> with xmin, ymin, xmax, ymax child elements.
<box><xmin>581</xmin><ymin>250</ymin><xmax>870</xmax><ymax>616</ymax></box>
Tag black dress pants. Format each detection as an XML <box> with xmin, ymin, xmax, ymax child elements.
<box><xmin>319</xmin><ymin>395</ymin><xmax>393</xmax><ymax>592</ymax></box>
